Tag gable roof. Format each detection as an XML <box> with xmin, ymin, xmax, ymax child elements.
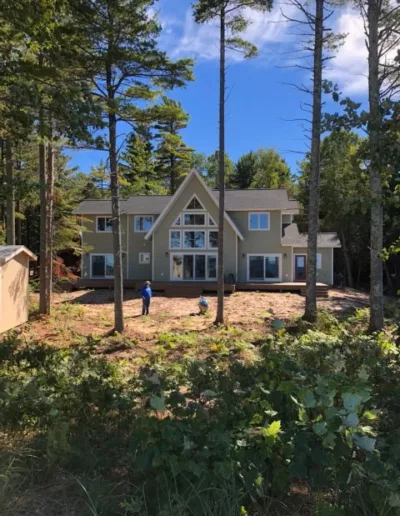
<box><xmin>73</xmin><ymin>196</ymin><xmax>172</xmax><ymax>215</ymax></box>
<box><xmin>0</xmin><ymin>246</ymin><xmax>37</xmax><ymax>266</ymax></box>
<box><xmin>73</xmin><ymin>186</ymin><xmax>299</xmax><ymax>215</ymax></box>
<box><xmin>144</xmin><ymin>169</ymin><xmax>244</xmax><ymax>240</ymax></box>
<box><xmin>281</xmin><ymin>224</ymin><xmax>341</xmax><ymax>248</ymax></box>
<box><xmin>212</xmin><ymin>189</ymin><xmax>299</xmax><ymax>212</ymax></box>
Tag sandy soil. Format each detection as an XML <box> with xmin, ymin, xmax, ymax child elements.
<box><xmin>25</xmin><ymin>288</ymin><xmax>370</xmax><ymax>355</ymax></box>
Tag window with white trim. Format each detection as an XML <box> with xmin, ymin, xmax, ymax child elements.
<box><xmin>183</xmin><ymin>230</ymin><xmax>205</xmax><ymax>249</ymax></box>
<box><xmin>317</xmin><ymin>253</ymin><xmax>322</xmax><ymax>269</ymax></box>
<box><xmin>139</xmin><ymin>252</ymin><xmax>151</xmax><ymax>264</ymax></box>
<box><xmin>208</xmin><ymin>230</ymin><xmax>218</xmax><ymax>249</ymax></box>
<box><xmin>170</xmin><ymin>230</ymin><xmax>181</xmax><ymax>249</ymax></box>
<box><xmin>186</xmin><ymin>196</ymin><xmax>204</xmax><ymax>210</ymax></box>
<box><xmin>208</xmin><ymin>215</ymin><xmax>216</xmax><ymax>226</ymax></box>
<box><xmin>135</xmin><ymin>216</ymin><xmax>153</xmax><ymax>232</ymax></box>
<box><xmin>173</xmin><ymin>215</ymin><xmax>181</xmax><ymax>226</ymax></box>
<box><xmin>91</xmin><ymin>254</ymin><xmax>114</xmax><ymax>277</ymax></box>
<box><xmin>97</xmin><ymin>217</ymin><xmax>112</xmax><ymax>232</ymax></box>
<box><xmin>249</xmin><ymin>212</ymin><xmax>270</xmax><ymax>230</ymax></box>
<box><xmin>183</xmin><ymin>212</ymin><xmax>206</xmax><ymax>226</ymax></box>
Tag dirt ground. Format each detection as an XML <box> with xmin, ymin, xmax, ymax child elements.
<box><xmin>24</xmin><ymin>288</ymin><xmax>370</xmax><ymax>359</ymax></box>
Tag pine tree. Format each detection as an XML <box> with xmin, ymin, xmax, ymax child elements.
<box><xmin>71</xmin><ymin>0</ymin><xmax>193</xmax><ymax>332</ymax></box>
<box><xmin>194</xmin><ymin>0</ymin><xmax>273</xmax><ymax>324</ymax></box>
<box><xmin>154</xmin><ymin>97</ymin><xmax>193</xmax><ymax>194</ymax></box>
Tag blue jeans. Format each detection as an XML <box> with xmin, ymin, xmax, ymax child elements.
<box><xmin>142</xmin><ymin>297</ymin><xmax>151</xmax><ymax>315</ymax></box>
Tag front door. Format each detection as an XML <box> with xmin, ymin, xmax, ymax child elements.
<box><xmin>295</xmin><ymin>255</ymin><xmax>307</xmax><ymax>281</ymax></box>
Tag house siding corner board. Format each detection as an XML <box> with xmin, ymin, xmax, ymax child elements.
<box><xmin>153</xmin><ymin>173</ymin><xmax>237</xmax><ymax>281</ymax></box>
<box><xmin>293</xmin><ymin>247</ymin><xmax>333</xmax><ymax>285</ymax></box>
<box><xmin>82</xmin><ymin>214</ymin><xmax>128</xmax><ymax>279</ymax></box>
<box><xmin>229</xmin><ymin>211</ymin><xmax>292</xmax><ymax>282</ymax></box>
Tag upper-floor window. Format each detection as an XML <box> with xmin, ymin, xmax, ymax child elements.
<box><xmin>97</xmin><ymin>216</ymin><xmax>112</xmax><ymax>232</ymax></box>
<box><xmin>208</xmin><ymin>215</ymin><xmax>216</xmax><ymax>226</ymax></box>
<box><xmin>186</xmin><ymin>195</ymin><xmax>204</xmax><ymax>210</ymax></box>
<box><xmin>208</xmin><ymin>231</ymin><xmax>218</xmax><ymax>249</ymax></box>
<box><xmin>249</xmin><ymin>212</ymin><xmax>270</xmax><ymax>231</ymax></box>
<box><xmin>135</xmin><ymin>215</ymin><xmax>153</xmax><ymax>232</ymax></box>
<box><xmin>183</xmin><ymin>213</ymin><xmax>206</xmax><ymax>226</ymax></box>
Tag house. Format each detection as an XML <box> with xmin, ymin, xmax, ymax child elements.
<box><xmin>74</xmin><ymin>169</ymin><xmax>340</xmax><ymax>290</ymax></box>
<box><xmin>0</xmin><ymin>246</ymin><xmax>37</xmax><ymax>334</ymax></box>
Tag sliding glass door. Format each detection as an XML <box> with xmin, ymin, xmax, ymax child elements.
<box><xmin>171</xmin><ymin>253</ymin><xmax>217</xmax><ymax>281</ymax></box>
<box><xmin>248</xmin><ymin>254</ymin><xmax>281</xmax><ymax>282</ymax></box>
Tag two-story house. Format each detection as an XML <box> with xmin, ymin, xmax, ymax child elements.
<box><xmin>74</xmin><ymin>169</ymin><xmax>340</xmax><ymax>291</ymax></box>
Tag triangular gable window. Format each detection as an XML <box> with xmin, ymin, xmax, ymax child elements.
<box><xmin>186</xmin><ymin>196</ymin><xmax>204</xmax><ymax>210</ymax></box>
<box><xmin>208</xmin><ymin>215</ymin><xmax>216</xmax><ymax>226</ymax></box>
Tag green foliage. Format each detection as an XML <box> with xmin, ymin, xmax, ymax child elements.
<box><xmin>1</xmin><ymin>310</ymin><xmax>400</xmax><ymax>515</ymax></box>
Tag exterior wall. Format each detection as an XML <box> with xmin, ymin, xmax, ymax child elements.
<box><xmin>229</xmin><ymin>210</ymin><xmax>293</xmax><ymax>282</ymax></box>
<box><xmin>128</xmin><ymin>214</ymin><xmax>158</xmax><ymax>280</ymax></box>
<box><xmin>0</xmin><ymin>254</ymin><xmax>29</xmax><ymax>333</ymax></box>
<box><xmin>81</xmin><ymin>214</ymin><xmax>128</xmax><ymax>278</ymax></box>
<box><xmin>153</xmin><ymin>174</ymin><xmax>237</xmax><ymax>281</ymax></box>
<box><xmin>293</xmin><ymin>247</ymin><xmax>334</xmax><ymax>285</ymax></box>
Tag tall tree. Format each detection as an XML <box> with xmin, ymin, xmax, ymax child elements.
<box><xmin>194</xmin><ymin>0</ymin><xmax>272</xmax><ymax>324</ymax></box>
<box><xmin>72</xmin><ymin>0</ymin><xmax>193</xmax><ymax>332</ymax></box>
<box><xmin>154</xmin><ymin>97</ymin><xmax>193</xmax><ymax>194</ymax></box>
<box><xmin>250</xmin><ymin>148</ymin><xmax>291</xmax><ymax>189</ymax></box>
<box><xmin>230</xmin><ymin>150</ymin><xmax>258</xmax><ymax>188</ymax></box>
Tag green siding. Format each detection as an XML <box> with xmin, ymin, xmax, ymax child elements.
<box><xmin>153</xmin><ymin>173</ymin><xmax>237</xmax><ymax>281</ymax></box>
<box><xmin>81</xmin><ymin>214</ymin><xmax>128</xmax><ymax>278</ymax></box>
<box><xmin>127</xmin><ymin>214</ymin><xmax>158</xmax><ymax>280</ymax></box>
<box><xmin>293</xmin><ymin>247</ymin><xmax>333</xmax><ymax>285</ymax></box>
<box><xmin>229</xmin><ymin>211</ymin><xmax>293</xmax><ymax>282</ymax></box>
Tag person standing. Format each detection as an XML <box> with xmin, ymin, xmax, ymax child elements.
<box><xmin>140</xmin><ymin>281</ymin><xmax>152</xmax><ymax>316</ymax></box>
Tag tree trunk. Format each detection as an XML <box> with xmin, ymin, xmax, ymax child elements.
<box><xmin>39</xmin><ymin>121</ymin><xmax>49</xmax><ymax>314</ymax></box>
<box><xmin>215</xmin><ymin>7</ymin><xmax>226</xmax><ymax>325</ymax></box>
<box><xmin>107</xmin><ymin>68</ymin><xmax>124</xmax><ymax>333</ymax></box>
<box><xmin>16</xmin><ymin>200</ymin><xmax>21</xmax><ymax>244</ymax></box>
<box><xmin>5</xmin><ymin>139</ymin><xmax>15</xmax><ymax>245</ymax></box>
<box><xmin>367</xmin><ymin>0</ymin><xmax>384</xmax><ymax>332</ymax></box>
<box><xmin>304</xmin><ymin>0</ymin><xmax>324</xmax><ymax>322</ymax></box>
<box><xmin>46</xmin><ymin>141</ymin><xmax>54</xmax><ymax>310</ymax></box>
<box><xmin>341</xmin><ymin>232</ymin><xmax>353</xmax><ymax>288</ymax></box>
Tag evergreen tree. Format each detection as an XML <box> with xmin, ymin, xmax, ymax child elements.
<box><xmin>205</xmin><ymin>151</ymin><xmax>235</xmax><ymax>188</ymax></box>
<box><xmin>230</xmin><ymin>151</ymin><xmax>258</xmax><ymax>189</ymax></box>
<box><xmin>154</xmin><ymin>97</ymin><xmax>193</xmax><ymax>194</ymax></box>
<box><xmin>193</xmin><ymin>0</ymin><xmax>273</xmax><ymax>324</ymax></box>
<box><xmin>71</xmin><ymin>0</ymin><xmax>193</xmax><ymax>332</ymax></box>
<box><xmin>251</xmin><ymin>148</ymin><xmax>291</xmax><ymax>189</ymax></box>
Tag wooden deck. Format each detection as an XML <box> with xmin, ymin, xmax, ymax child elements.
<box><xmin>75</xmin><ymin>279</ymin><xmax>329</xmax><ymax>297</ymax></box>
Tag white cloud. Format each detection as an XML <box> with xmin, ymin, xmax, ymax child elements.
<box><xmin>161</xmin><ymin>3</ymin><xmax>298</xmax><ymax>63</ymax></box>
<box><xmin>326</xmin><ymin>10</ymin><xmax>368</xmax><ymax>94</ymax></box>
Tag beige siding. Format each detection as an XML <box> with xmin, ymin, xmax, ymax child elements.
<box><xmin>229</xmin><ymin>211</ymin><xmax>293</xmax><ymax>282</ymax></box>
<box><xmin>293</xmin><ymin>247</ymin><xmax>333</xmax><ymax>285</ymax></box>
<box><xmin>153</xmin><ymin>174</ymin><xmax>237</xmax><ymax>281</ymax></box>
<box><xmin>127</xmin><ymin>214</ymin><xmax>158</xmax><ymax>280</ymax></box>
<box><xmin>81</xmin><ymin>214</ymin><xmax>128</xmax><ymax>278</ymax></box>
<box><xmin>0</xmin><ymin>254</ymin><xmax>29</xmax><ymax>333</ymax></box>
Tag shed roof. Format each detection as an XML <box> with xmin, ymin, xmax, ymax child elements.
<box><xmin>73</xmin><ymin>189</ymin><xmax>299</xmax><ymax>215</ymax></box>
<box><xmin>0</xmin><ymin>246</ymin><xmax>37</xmax><ymax>266</ymax></box>
<box><xmin>281</xmin><ymin>224</ymin><xmax>341</xmax><ymax>248</ymax></box>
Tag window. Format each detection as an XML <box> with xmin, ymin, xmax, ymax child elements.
<box><xmin>170</xmin><ymin>230</ymin><xmax>181</xmax><ymax>249</ymax></box>
<box><xmin>208</xmin><ymin>215</ymin><xmax>216</xmax><ymax>226</ymax></box>
<box><xmin>91</xmin><ymin>254</ymin><xmax>114</xmax><ymax>277</ymax></box>
<box><xmin>139</xmin><ymin>252</ymin><xmax>150</xmax><ymax>264</ymax></box>
<box><xmin>183</xmin><ymin>213</ymin><xmax>205</xmax><ymax>226</ymax></box>
<box><xmin>97</xmin><ymin>217</ymin><xmax>112</xmax><ymax>232</ymax></box>
<box><xmin>171</xmin><ymin>253</ymin><xmax>217</xmax><ymax>281</ymax></box>
<box><xmin>184</xmin><ymin>231</ymin><xmax>205</xmax><ymax>249</ymax></box>
<box><xmin>248</xmin><ymin>254</ymin><xmax>280</xmax><ymax>282</ymax></box>
<box><xmin>317</xmin><ymin>253</ymin><xmax>322</xmax><ymax>269</ymax></box>
<box><xmin>208</xmin><ymin>231</ymin><xmax>218</xmax><ymax>249</ymax></box>
<box><xmin>135</xmin><ymin>216</ymin><xmax>153</xmax><ymax>232</ymax></box>
<box><xmin>249</xmin><ymin>212</ymin><xmax>270</xmax><ymax>231</ymax></box>
<box><xmin>173</xmin><ymin>215</ymin><xmax>181</xmax><ymax>226</ymax></box>
<box><xmin>186</xmin><ymin>196</ymin><xmax>204</xmax><ymax>210</ymax></box>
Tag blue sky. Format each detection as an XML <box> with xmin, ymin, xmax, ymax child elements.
<box><xmin>67</xmin><ymin>0</ymin><xmax>371</xmax><ymax>177</ymax></box>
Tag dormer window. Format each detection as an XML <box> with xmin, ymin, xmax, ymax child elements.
<box><xmin>186</xmin><ymin>195</ymin><xmax>204</xmax><ymax>210</ymax></box>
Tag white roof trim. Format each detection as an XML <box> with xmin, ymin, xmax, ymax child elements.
<box><xmin>0</xmin><ymin>245</ymin><xmax>37</xmax><ymax>266</ymax></box>
<box><xmin>144</xmin><ymin>169</ymin><xmax>244</xmax><ymax>241</ymax></box>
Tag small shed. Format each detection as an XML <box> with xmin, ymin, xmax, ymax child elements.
<box><xmin>0</xmin><ymin>246</ymin><xmax>37</xmax><ymax>334</ymax></box>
